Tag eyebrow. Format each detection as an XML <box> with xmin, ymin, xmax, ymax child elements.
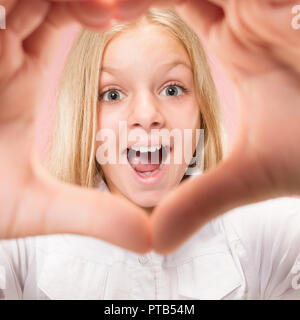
<box><xmin>101</xmin><ymin>60</ymin><xmax>192</xmax><ymax>74</ymax></box>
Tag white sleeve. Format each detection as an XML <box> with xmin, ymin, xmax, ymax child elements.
<box><xmin>0</xmin><ymin>237</ymin><xmax>33</xmax><ymax>300</ymax></box>
<box><xmin>222</xmin><ymin>197</ymin><xmax>300</xmax><ymax>300</ymax></box>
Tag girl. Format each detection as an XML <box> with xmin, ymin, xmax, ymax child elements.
<box><xmin>1</xmin><ymin>8</ymin><xmax>300</xmax><ymax>300</ymax></box>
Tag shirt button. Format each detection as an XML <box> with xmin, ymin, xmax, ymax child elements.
<box><xmin>138</xmin><ymin>255</ymin><xmax>149</xmax><ymax>265</ymax></box>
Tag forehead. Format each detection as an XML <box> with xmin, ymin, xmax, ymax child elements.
<box><xmin>101</xmin><ymin>23</ymin><xmax>191</xmax><ymax>72</ymax></box>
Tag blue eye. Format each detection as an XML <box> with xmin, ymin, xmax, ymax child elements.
<box><xmin>100</xmin><ymin>89</ymin><xmax>125</xmax><ymax>102</ymax></box>
<box><xmin>99</xmin><ymin>83</ymin><xmax>188</xmax><ymax>103</ymax></box>
<box><xmin>161</xmin><ymin>84</ymin><xmax>187</xmax><ymax>97</ymax></box>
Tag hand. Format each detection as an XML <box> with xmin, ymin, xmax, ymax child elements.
<box><xmin>1</xmin><ymin>0</ymin><xmax>299</xmax><ymax>256</ymax></box>
<box><xmin>0</xmin><ymin>0</ymin><xmax>151</xmax><ymax>253</ymax></box>
<box><xmin>149</xmin><ymin>0</ymin><xmax>300</xmax><ymax>253</ymax></box>
<box><xmin>174</xmin><ymin>0</ymin><xmax>300</xmax><ymax>79</ymax></box>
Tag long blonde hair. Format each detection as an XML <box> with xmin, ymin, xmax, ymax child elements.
<box><xmin>48</xmin><ymin>8</ymin><xmax>224</xmax><ymax>188</ymax></box>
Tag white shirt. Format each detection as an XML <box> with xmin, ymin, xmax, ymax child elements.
<box><xmin>0</xmin><ymin>181</ymin><xmax>300</xmax><ymax>300</ymax></box>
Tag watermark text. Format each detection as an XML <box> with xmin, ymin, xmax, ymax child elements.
<box><xmin>292</xmin><ymin>5</ymin><xmax>300</xmax><ymax>30</ymax></box>
<box><xmin>0</xmin><ymin>5</ymin><xmax>6</xmax><ymax>30</ymax></box>
<box><xmin>95</xmin><ymin>121</ymin><xmax>204</xmax><ymax>176</ymax></box>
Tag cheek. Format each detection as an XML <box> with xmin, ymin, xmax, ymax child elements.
<box><xmin>166</xmin><ymin>102</ymin><xmax>200</xmax><ymax>168</ymax></box>
<box><xmin>96</xmin><ymin>110</ymin><xmax>121</xmax><ymax>168</ymax></box>
<box><xmin>167</xmin><ymin>102</ymin><xmax>200</xmax><ymax>131</ymax></box>
<box><xmin>97</xmin><ymin>108</ymin><xmax>122</xmax><ymax>140</ymax></box>
<box><xmin>98</xmin><ymin>108</ymin><xmax>116</xmax><ymax>130</ymax></box>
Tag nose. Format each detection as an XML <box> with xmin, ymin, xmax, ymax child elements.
<box><xmin>128</xmin><ymin>91</ymin><xmax>165</xmax><ymax>132</ymax></box>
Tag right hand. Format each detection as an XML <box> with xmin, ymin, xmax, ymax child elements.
<box><xmin>0</xmin><ymin>0</ymin><xmax>151</xmax><ymax>253</ymax></box>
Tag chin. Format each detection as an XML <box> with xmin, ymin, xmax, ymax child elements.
<box><xmin>129</xmin><ymin>192</ymin><xmax>162</xmax><ymax>208</ymax></box>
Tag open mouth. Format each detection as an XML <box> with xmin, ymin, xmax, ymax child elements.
<box><xmin>127</xmin><ymin>145</ymin><xmax>170</xmax><ymax>178</ymax></box>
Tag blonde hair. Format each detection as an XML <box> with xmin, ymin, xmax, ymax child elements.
<box><xmin>48</xmin><ymin>8</ymin><xmax>224</xmax><ymax>188</ymax></box>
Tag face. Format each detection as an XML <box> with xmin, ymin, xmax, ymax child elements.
<box><xmin>96</xmin><ymin>23</ymin><xmax>200</xmax><ymax>212</ymax></box>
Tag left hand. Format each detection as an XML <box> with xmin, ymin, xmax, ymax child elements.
<box><xmin>148</xmin><ymin>0</ymin><xmax>300</xmax><ymax>253</ymax></box>
<box><xmin>175</xmin><ymin>0</ymin><xmax>300</xmax><ymax>79</ymax></box>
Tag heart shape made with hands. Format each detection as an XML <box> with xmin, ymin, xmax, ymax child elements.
<box><xmin>0</xmin><ymin>0</ymin><xmax>300</xmax><ymax>255</ymax></box>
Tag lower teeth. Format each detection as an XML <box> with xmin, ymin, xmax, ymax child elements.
<box><xmin>140</xmin><ymin>171</ymin><xmax>154</xmax><ymax>176</ymax></box>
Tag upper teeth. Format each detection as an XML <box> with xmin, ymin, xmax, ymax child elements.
<box><xmin>131</xmin><ymin>145</ymin><xmax>162</xmax><ymax>153</ymax></box>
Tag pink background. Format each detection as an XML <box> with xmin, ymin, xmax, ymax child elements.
<box><xmin>34</xmin><ymin>27</ymin><xmax>238</xmax><ymax>161</ymax></box>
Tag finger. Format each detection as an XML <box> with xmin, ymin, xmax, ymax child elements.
<box><xmin>175</xmin><ymin>0</ymin><xmax>225</xmax><ymax>36</ymax></box>
<box><xmin>3</xmin><ymin>152</ymin><xmax>151</xmax><ymax>254</ymax></box>
<box><xmin>111</xmin><ymin>0</ymin><xmax>186</xmax><ymax>22</ymax></box>
<box><xmin>239</xmin><ymin>0</ymin><xmax>300</xmax><ymax>74</ymax></box>
<box><xmin>6</xmin><ymin>0</ymin><xmax>50</xmax><ymax>40</ymax></box>
<box><xmin>151</xmin><ymin>144</ymin><xmax>280</xmax><ymax>254</ymax></box>
<box><xmin>0</xmin><ymin>1</ymin><xmax>20</xmax><ymax>76</ymax></box>
<box><xmin>209</xmin><ymin>0</ymin><xmax>226</xmax><ymax>6</ymax></box>
<box><xmin>24</xmin><ymin>0</ymin><xmax>114</xmax><ymax>61</ymax></box>
<box><xmin>112</xmin><ymin>0</ymin><xmax>152</xmax><ymax>21</ymax></box>
<box><xmin>0</xmin><ymin>0</ymin><xmax>18</xmax><ymax>15</ymax></box>
<box><xmin>23</xmin><ymin>2</ymin><xmax>76</xmax><ymax>60</ymax></box>
<box><xmin>67</xmin><ymin>0</ymin><xmax>114</xmax><ymax>29</ymax></box>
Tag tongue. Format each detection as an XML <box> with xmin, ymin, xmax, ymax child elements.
<box><xmin>134</xmin><ymin>163</ymin><xmax>160</xmax><ymax>172</ymax></box>
<box><xmin>128</xmin><ymin>151</ymin><xmax>161</xmax><ymax>172</ymax></box>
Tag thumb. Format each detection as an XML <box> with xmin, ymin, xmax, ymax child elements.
<box><xmin>151</xmin><ymin>144</ymin><xmax>279</xmax><ymax>254</ymax></box>
<box><xmin>4</xmin><ymin>151</ymin><xmax>151</xmax><ymax>254</ymax></box>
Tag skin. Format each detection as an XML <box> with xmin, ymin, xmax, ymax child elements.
<box><xmin>152</xmin><ymin>0</ymin><xmax>300</xmax><ymax>253</ymax></box>
<box><xmin>0</xmin><ymin>0</ymin><xmax>299</xmax><ymax>255</ymax></box>
<box><xmin>0</xmin><ymin>0</ymin><xmax>152</xmax><ymax>254</ymax></box>
<box><xmin>97</xmin><ymin>23</ymin><xmax>200</xmax><ymax>213</ymax></box>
